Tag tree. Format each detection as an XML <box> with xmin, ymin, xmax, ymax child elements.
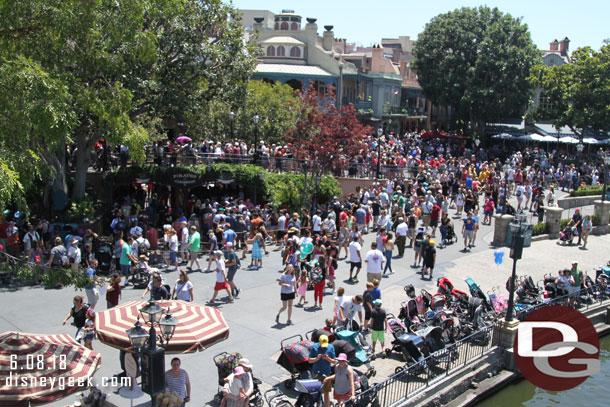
<box><xmin>187</xmin><ymin>80</ymin><xmax>298</xmax><ymax>144</ymax></box>
<box><xmin>0</xmin><ymin>0</ymin><xmax>257</xmax><ymax>205</ymax></box>
<box><xmin>413</xmin><ymin>6</ymin><xmax>540</xmax><ymax>136</ymax></box>
<box><xmin>286</xmin><ymin>83</ymin><xmax>371</xmax><ymax>207</ymax></box>
<box><xmin>528</xmin><ymin>44</ymin><xmax>610</xmax><ymax>138</ymax></box>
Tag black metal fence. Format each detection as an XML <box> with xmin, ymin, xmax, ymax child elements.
<box><xmin>354</xmin><ymin>323</ymin><xmax>500</xmax><ymax>407</ymax></box>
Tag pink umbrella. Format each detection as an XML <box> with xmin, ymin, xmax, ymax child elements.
<box><xmin>176</xmin><ymin>136</ymin><xmax>192</xmax><ymax>143</ymax></box>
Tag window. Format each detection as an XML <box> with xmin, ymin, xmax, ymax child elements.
<box><xmin>290</xmin><ymin>22</ymin><xmax>299</xmax><ymax>30</ymax></box>
<box><xmin>290</xmin><ymin>47</ymin><xmax>301</xmax><ymax>58</ymax></box>
<box><xmin>277</xmin><ymin>46</ymin><xmax>285</xmax><ymax>57</ymax></box>
<box><xmin>314</xmin><ymin>81</ymin><xmax>328</xmax><ymax>95</ymax></box>
<box><xmin>266</xmin><ymin>46</ymin><xmax>275</xmax><ymax>57</ymax></box>
<box><xmin>274</xmin><ymin>23</ymin><xmax>279</xmax><ymax>30</ymax></box>
<box><xmin>280</xmin><ymin>22</ymin><xmax>288</xmax><ymax>30</ymax></box>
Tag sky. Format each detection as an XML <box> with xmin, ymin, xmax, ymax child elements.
<box><xmin>230</xmin><ymin>0</ymin><xmax>609</xmax><ymax>51</ymax></box>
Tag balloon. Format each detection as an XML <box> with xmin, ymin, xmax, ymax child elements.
<box><xmin>494</xmin><ymin>250</ymin><xmax>504</xmax><ymax>265</ymax></box>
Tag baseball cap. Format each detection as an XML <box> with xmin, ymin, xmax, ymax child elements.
<box><xmin>373</xmin><ymin>299</ymin><xmax>383</xmax><ymax>307</ymax></box>
<box><xmin>336</xmin><ymin>353</ymin><xmax>349</xmax><ymax>362</ymax></box>
<box><xmin>319</xmin><ymin>335</ymin><xmax>329</xmax><ymax>348</ymax></box>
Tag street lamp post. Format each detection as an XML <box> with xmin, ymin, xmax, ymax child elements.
<box><xmin>506</xmin><ymin>222</ymin><xmax>526</xmax><ymax>322</ymax></box>
<box><xmin>376</xmin><ymin>127</ymin><xmax>383</xmax><ymax>179</ymax></box>
<box><xmin>253</xmin><ymin>114</ymin><xmax>260</xmax><ymax>165</ymax></box>
<box><xmin>127</xmin><ymin>301</ymin><xmax>178</xmax><ymax>406</ymax></box>
<box><xmin>229</xmin><ymin>111</ymin><xmax>235</xmax><ymax>140</ymax></box>
<box><xmin>603</xmin><ymin>155</ymin><xmax>610</xmax><ymax>203</ymax></box>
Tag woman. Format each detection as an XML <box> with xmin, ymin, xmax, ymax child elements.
<box><xmin>455</xmin><ymin>188</ymin><xmax>465</xmax><ymax>217</ymax></box>
<box><xmin>439</xmin><ymin>213</ymin><xmax>452</xmax><ymax>249</ymax></box>
<box><xmin>323</xmin><ymin>354</ymin><xmax>355</xmax><ymax>405</ymax></box>
<box><xmin>382</xmin><ymin>233</ymin><xmax>394</xmax><ymax>275</ymax></box>
<box><xmin>165</xmin><ymin>357</ymin><xmax>191</xmax><ymax>406</ymax></box>
<box><xmin>62</xmin><ymin>295</ymin><xmax>88</xmax><ymax>341</ymax></box>
<box><xmin>166</xmin><ymin>228</ymin><xmax>178</xmax><ymax>269</ymax></box>
<box><xmin>47</xmin><ymin>236</ymin><xmax>68</xmax><ymax>268</ymax></box>
<box><xmin>337</xmin><ymin>224</ymin><xmax>349</xmax><ymax>259</ymax></box>
<box><xmin>581</xmin><ymin>215</ymin><xmax>593</xmax><ymax>249</ymax></box>
<box><xmin>172</xmin><ymin>270</ymin><xmax>194</xmax><ymax>302</ymax></box>
<box><xmin>210</xmin><ymin>250</ymin><xmax>233</xmax><ymax>303</ymax></box>
<box><xmin>113</xmin><ymin>231</ymin><xmax>123</xmax><ymax>271</ymax></box>
<box><xmin>276</xmin><ymin>264</ymin><xmax>296</xmax><ymax>324</ymax></box>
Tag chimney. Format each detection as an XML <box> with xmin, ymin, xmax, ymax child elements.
<box><xmin>305</xmin><ymin>17</ymin><xmax>318</xmax><ymax>33</ymax></box>
<box><xmin>560</xmin><ymin>37</ymin><xmax>570</xmax><ymax>57</ymax></box>
<box><xmin>549</xmin><ymin>39</ymin><xmax>559</xmax><ymax>51</ymax></box>
<box><xmin>371</xmin><ymin>46</ymin><xmax>383</xmax><ymax>72</ymax></box>
<box><xmin>253</xmin><ymin>17</ymin><xmax>264</xmax><ymax>33</ymax></box>
<box><xmin>323</xmin><ymin>25</ymin><xmax>334</xmax><ymax>51</ymax></box>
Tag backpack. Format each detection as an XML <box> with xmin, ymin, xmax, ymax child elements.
<box><xmin>136</xmin><ymin>238</ymin><xmax>149</xmax><ymax>257</ymax></box>
<box><xmin>310</xmin><ymin>266</ymin><xmax>325</xmax><ymax>284</ymax></box>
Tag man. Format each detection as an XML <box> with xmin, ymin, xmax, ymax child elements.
<box><xmin>22</xmin><ymin>224</ymin><xmax>41</xmax><ymax>260</ymax></box>
<box><xmin>312</xmin><ymin>211</ymin><xmax>322</xmax><ymax>236</ymax></box>
<box><xmin>569</xmin><ymin>209</ymin><xmax>583</xmax><ymax>246</ymax></box>
<box><xmin>364</xmin><ymin>242</ymin><xmax>384</xmax><ymax>283</ymax></box>
<box><xmin>187</xmin><ymin>225</ymin><xmax>201</xmax><ymax>271</ymax></box>
<box><xmin>134</xmin><ymin>229</ymin><xmax>150</xmax><ymax>258</ymax></box>
<box><xmin>430</xmin><ymin>202</ymin><xmax>441</xmax><ymax>238</ymax></box>
<box><xmin>223</xmin><ymin>223</ymin><xmax>237</xmax><ymax>246</ymax></box>
<box><xmin>150</xmin><ymin>274</ymin><xmax>169</xmax><ymax>300</ymax></box>
<box><xmin>84</xmin><ymin>258</ymin><xmax>100</xmax><ymax>309</ymax></box>
<box><xmin>179</xmin><ymin>221</ymin><xmax>189</xmax><ymax>264</ymax></box>
<box><xmin>339</xmin><ymin>295</ymin><xmax>364</xmax><ymax>330</ymax></box>
<box><xmin>105</xmin><ymin>273</ymin><xmax>122</xmax><ymax>308</ymax></box>
<box><xmin>323</xmin><ymin>213</ymin><xmax>336</xmax><ymax>239</ymax></box>
<box><xmin>309</xmin><ymin>335</ymin><xmax>336</xmax><ymax>407</ymax></box>
<box><xmin>421</xmin><ymin>199</ymin><xmax>433</xmax><ymax>229</ymax></box>
<box><xmin>224</xmin><ymin>242</ymin><xmax>241</xmax><ymax>297</ymax></box>
<box><xmin>422</xmin><ymin>240</ymin><xmax>437</xmax><ymax>280</ymax></box>
<box><xmin>395</xmin><ymin>217</ymin><xmax>408</xmax><ymax>257</ymax></box>
<box><xmin>348</xmin><ymin>236</ymin><xmax>362</xmax><ymax>283</ymax></box>
<box><xmin>120</xmin><ymin>235</ymin><xmax>138</xmax><ymax>286</ymax></box>
<box><xmin>354</xmin><ymin>205</ymin><xmax>366</xmax><ymax>233</ymax></box>
<box><xmin>406</xmin><ymin>212</ymin><xmax>417</xmax><ymax>248</ymax></box>
<box><xmin>462</xmin><ymin>212</ymin><xmax>475</xmax><ymax>251</ymax></box>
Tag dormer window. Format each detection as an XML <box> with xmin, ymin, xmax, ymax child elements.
<box><xmin>277</xmin><ymin>46</ymin><xmax>286</xmax><ymax>57</ymax></box>
<box><xmin>266</xmin><ymin>46</ymin><xmax>276</xmax><ymax>57</ymax></box>
<box><xmin>290</xmin><ymin>47</ymin><xmax>301</xmax><ymax>58</ymax></box>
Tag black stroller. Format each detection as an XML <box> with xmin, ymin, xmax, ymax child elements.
<box><xmin>384</xmin><ymin>315</ymin><xmax>427</xmax><ymax>374</ymax></box>
<box><xmin>95</xmin><ymin>242</ymin><xmax>114</xmax><ymax>275</ymax></box>
<box><xmin>213</xmin><ymin>352</ymin><xmax>263</xmax><ymax>407</ymax></box>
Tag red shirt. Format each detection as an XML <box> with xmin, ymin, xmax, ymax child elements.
<box><xmin>0</xmin><ymin>222</ymin><xmax>8</xmax><ymax>239</ymax></box>
<box><xmin>106</xmin><ymin>282</ymin><xmax>121</xmax><ymax>306</ymax></box>
<box><xmin>146</xmin><ymin>227</ymin><xmax>158</xmax><ymax>250</ymax></box>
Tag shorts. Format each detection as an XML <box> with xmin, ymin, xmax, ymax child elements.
<box><xmin>85</xmin><ymin>288</ymin><xmax>99</xmax><ymax>307</ymax></box>
<box><xmin>371</xmin><ymin>329</ymin><xmax>385</xmax><ymax>343</ymax></box>
<box><xmin>189</xmin><ymin>251</ymin><xmax>199</xmax><ymax>260</ymax></box>
<box><xmin>120</xmin><ymin>264</ymin><xmax>131</xmax><ymax>276</ymax></box>
<box><xmin>464</xmin><ymin>230</ymin><xmax>474</xmax><ymax>239</ymax></box>
<box><xmin>423</xmin><ymin>261</ymin><xmax>435</xmax><ymax>269</ymax></box>
<box><xmin>226</xmin><ymin>268</ymin><xmax>237</xmax><ymax>282</ymax></box>
<box><xmin>430</xmin><ymin>218</ymin><xmax>438</xmax><ymax>228</ymax></box>
<box><xmin>180</xmin><ymin>243</ymin><xmax>188</xmax><ymax>253</ymax></box>
<box><xmin>169</xmin><ymin>251</ymin><xmax>177</xmax><ymax>263</ymax></box>
<box><xmin>214</xmin><ymin>281</ymin><xmax>229</xmax><ymax>291</ymax></box>
<box><xmin>281</xmin><ymin>292</ymin><xmax>296</xmax><ymax>301</ymax></box>
<box><xmin>350</xmin><ymin>262</ymin><xmax>361</xmax><ymax>272</ymax></box>
<box><xmin>484</xmin><ymin>209</ymin><xmax>492</xmax><ymax>216</ymax></box>
<box><xmin>334</xmin><ymin>391</ymin><xmax>351</xmax><ymax>402</ymax></box>
<box><xmin>407</xmin><ymin>229</ymin><xmax>416</xmax><ymax>239</ymax></box>
<box><xmin>367</xmin><ymin>273</ymin><xmax>381</xmax><ymax>283</ymax></box>
<box><xmin>312</xmin><ymin>375</ymin><xmax>332</xmax><ymax>393</ymax></box>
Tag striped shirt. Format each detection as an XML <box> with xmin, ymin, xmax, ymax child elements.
<box><xmin>166</xmin><ymin>369</ymin><xmax>187</xmax><ymax>399</ymax></box>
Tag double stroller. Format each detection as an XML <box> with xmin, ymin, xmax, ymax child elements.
<box><xmin>276</xmin><ymin>335</ymin><xmax>314</xmax><ymax>390</ymax></box>
<box><xmin>213</xmin><ymin>352</ymin><xmax>263</xmax><ymax>407</ymax></box>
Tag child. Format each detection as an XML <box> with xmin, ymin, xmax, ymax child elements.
<box><xmin>83</xmin><ymin>309</ymin><xmax>95</xmax><ymax>350</ymax></box>
<box><xmin>332</xmin><ymin>287</ymin><xmax>345</xmax><ymax>326</ymax></box>
<box><xmin>210</xmin><ymin>251</ymin><xmax>233</xmax><ymax>303</ymax></box>
<box><xmin>29</xmin><ymin>240</ymin><xmax>42</xmax><ymax>265</ymax></box>
<box><xmin>296</xmin><ymin>269</ymin><xmax>308</xmax><ymax>306</ymax></box>
<box><xmin>247</xmin><ymin>233</ymin><xmax>264</xmax><ymax>269</ymax></box>
<box><xmin>370</xmin><ymin>299</ymin><xmax>387</xmax><ymax>355</ymax></box>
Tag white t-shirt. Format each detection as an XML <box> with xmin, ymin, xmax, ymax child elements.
<box><xmin>340</xmin><ymin>298</ymin><xmax>363</xmax><ymax>321</ymax></box>
<box><xmin>334</xmin><ymin>295</ymin><xmax>345</xmax><ymax>315</ymax></box>
<box><xmin>396</xmin><ymin>222</ymin><xmax>408</xmax><ymax>236</ymax></box>
<box><xmin>174</xmin><ymin>280</ymin><xmax>194</xmax><ymax>301</ymax></box>
<box><xmin>278</xmin><ymin>215</ymin><xmax>287</xmax><ymax>230</ymax></box>
<box><xmin>516</xmin><ymin>185</ymin><xmax>525</xmax><ymax>199</ymax></box>
<box><xmin>169</xmin><ymin>234</ymin><xmax>178</xmax><ymax>251</ymax></box>
<box><xmin>312</xmin><ymin>215</ymin><xmax>322</xmax><ymax>232</ymax></box>
<box><xmin>181</xmin><ymin>227</ymin><xmax>189</xmax><ymax>246</ymax></box>
<box><xmin>216</xmin><ymin>260</ymin><xmax>226</xmax><ymax>282</ymax></box>
<box><xmin>365</xmin><ymin>249</ymin><xmax>384</xmax><ymax>274</ymax></box>
<box><xmin>348</xmin><ymin>241</ymin><xmax>362</xmax><ymax>263</ymax></box>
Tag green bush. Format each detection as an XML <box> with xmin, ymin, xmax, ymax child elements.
<box><xmin>66</xmin><ymin>193</ymin><xmax>102</xmax><ymax>220</ymax></box>
<box><xmin>569</xmin><ymin>187</ymin><xmax>603</xmax><ymax>197</ymax></box>
<box><xmin>532</xmin><ymin>222</ymin><xmax>549</xmax><ymax>236</ymax></box>
<box><xmin>264</xmin><ymin>173</ymin><xmax>342</xmax><ymax>211</ymax></box>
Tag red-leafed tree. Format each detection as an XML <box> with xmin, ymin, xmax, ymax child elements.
<box><xmin>286</xmin><ymin>82</ymin><xmax>372</xmax><ymax>206</ymax></box>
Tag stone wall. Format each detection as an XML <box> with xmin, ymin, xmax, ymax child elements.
<box><xmin>557</xmin><ymin>195</ymin><xmax>601</xmax><ymax>209</ymax></box>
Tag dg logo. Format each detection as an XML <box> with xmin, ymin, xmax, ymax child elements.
<box><xmin>514</xmin><ymin>305</ymin><xmax>600</xmax><ymax>391</ymax></box>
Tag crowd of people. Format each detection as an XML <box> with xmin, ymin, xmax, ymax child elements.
<box><xmin>1</xmin><ymin>131</ymin><xmax>609</xmax><ymax>406</ymax></box>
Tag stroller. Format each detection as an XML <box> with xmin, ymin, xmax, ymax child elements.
<box><xmin>398</xmin><ymin>298</ymin><xmax>422</xmax><ymax>331</ymax></box>
<box><xmin>334</xmin><ymin>329</ymin><xmax>376</xmax><ymax>377</ymax></box>
<box><xmin>418</xmin><ymin>325</ymin><xmax>458</xmax><ymax>363</ymax></box>
<box><xmin>437</xmin><ymin>278</ymin><xmax>469</xmax><ymax>306</ymax></box>
<box><xmin>95</xmin><ymin>242</ymin><xmax>114</xmax><ymax>275</ymax></box>
<box><xmin>465</xmin><ymin>278</ymin><xmax>492</xmax><ymax>311</ymax></box>
<box><xmin>559</xmin><ymin>225</ymin><xmax>575</xmax><ymax>245</ymax></box>
<box><xmin>443</xmin><ymin>223</ymin><xmax>457</xmax><ymax>245</ymax></box>
<box><xmin>487</xmin><ymin>287</ymin><xmax>508</xmax><ymax>314</ymax></box>
<box><xmin>131</xmin><ymin>262</ymin><xmax>152</xmax><ymax>289</ymax></box>
<box><xmin>276</xmin><ymin>335</ymin><xmax>313</xmax><ymax>389</ymax></box>
<box><xmin>213</xmin><ymin>352</ymin><xmax>263</xmax><ymax>407</ymax></box>
<box><xmin>384</xmin><ymin>316</ymin><xmax>426</xmax><ymax>373</ymax></box>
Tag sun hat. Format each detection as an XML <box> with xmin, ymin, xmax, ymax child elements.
<box><xmin>233</xmin><ymin>366</ymin><xmax>246</xmax><ymax>376</ymax></box>
<box><xmin>238</xmin><ymin>358</ymin><xmax>253</xmax><ymax>369</ymax></box>
<box><xmin>336</xmin><ymin>353</ymin><xmax>349</xmax><ymax>362</ymax></box>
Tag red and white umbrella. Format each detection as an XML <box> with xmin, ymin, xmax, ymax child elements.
<box><xmin>95</xmin><ymin>300</ymin><xmax>230</xmax><ymax>353</ymax></box>
<box><xmin>0</xmin><ymin>331</ymin><xmax>102</xmax><ymax>406</ymax></box>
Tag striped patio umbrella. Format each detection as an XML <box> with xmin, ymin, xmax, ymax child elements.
<box><xmin>0</xmin><ymin>331</ymin><xmax>101</xmax><ymax>406</ymax></box>
<box><xmin>95</xmin><ymin>300</ymin><xmax>229</xmax><ymax>353</ymax></box>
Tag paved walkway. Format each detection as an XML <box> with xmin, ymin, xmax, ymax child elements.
<box><xmin>0</xmin><ymin>192</ymin><xmax>607</xmax><ymax>406</ymax></box>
